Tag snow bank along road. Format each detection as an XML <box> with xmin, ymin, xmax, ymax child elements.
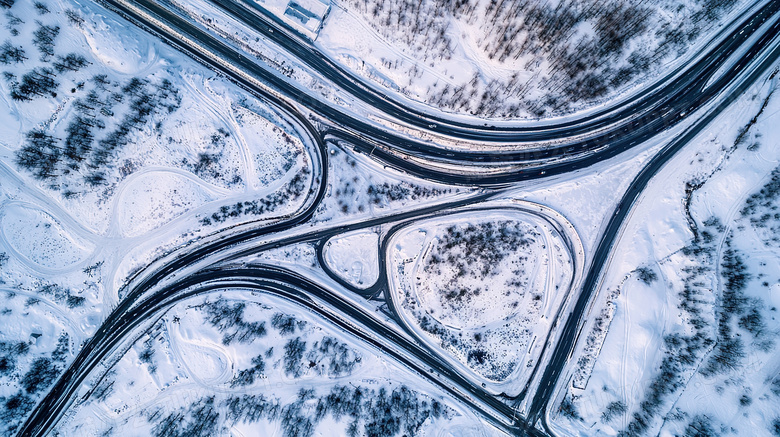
<box><xmin>15</xmin><ymin>1</ymin><xmax>780</xmax><ymax>437</ymax></box>
<box><xmin>94</xmin><ymin>0</ymin><xmax>780</xmax><ymax>183</ymax></box>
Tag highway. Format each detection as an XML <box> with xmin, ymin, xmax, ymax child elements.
<box><xmin>14</xmin><ymin>0</ymin><xmax>780</xmax><ymax>436</ymax></box>
<box><xmin>213</xmin><ymin>0</ymin><xmax>773</xmax><ymax>139</ymax></box>
<box><xmin>22</xmin><ymin>264</ymin><xmax>536</xmax><ymax>436</ymax></box>
<box><xmin>94</xmin><ymin>0</ymin><xmax>780</xmax><ymax>184</ymax></box>
<box><xmin>526</xmin><ymin>47</ymin><xmax>780</xmax><ymax>431</ymax></box>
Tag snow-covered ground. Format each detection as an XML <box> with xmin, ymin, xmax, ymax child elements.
<box><xmin>52</xmin><ymin>290</ymin><xmax>494</xmax><ymax>436</ymax></box>
<box><xmin>549</xmin><ymin>61</ymin><xmax>780</xmax><ymax>437</ymax></box>
<box><xmin>317</xmin><ymin>0</ymin><xmax>755</xmax><ymax>119</ymax></box>
<box><xmin>312</xmin><ymin>143</ymin><xmax>464</xmax><ymax>223</ymax></box>
<box><xmin>387</xmin><ymin>203</ymin><xmax>582</xmax><ymax>396</ymax></box>
<box><xmin>323</xmin><ymin>230</ymin><xmax>380</xmax><ymax>289</ymax></box>
<box><xmin>0</xmin><ymin>1</ymin><xmax>315</xmax><ymax>432</ymax></box>
<box><xmin>2</xmin><ymin>0</ymin><xmax>778</xmax><ymax>436</ymax></box>
<box><xmin>0</xmin><ymin>0</ymin><xmax>316</xmax><ymax>297</ymax></box>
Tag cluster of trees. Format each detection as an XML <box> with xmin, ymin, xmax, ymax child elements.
<box><xmin>7</xmin><ymin>67</ymin><xmax>58</xmax><ymax>100</ymax></box>
<box><xmin>418</xmin><ymin>314</ymin><xmax>449</xmax><ymax>339</ymax></box>
<box><xmin>200</xmin><ymin>169</ymin><xmax>309</xmax><ymax>225</ymax></box>
<box><xmin>424</xmin><ymin>221</ymin><xmax>533</xmax><ymax>298</ymax></box>
<box><xmin>701</xmin><ymin>240</ymin><xmax>772</xmax><ymax>375</ymax></box>
<box><xmin>0</xmin><ymin>40</ymin><xmax>25</xmax><ymax>64</ymax></box>
<box><xmin>0</xmin><ymin>340</ymin><xmax>29</xmax><ymax>377</ymax></box>
<box><xmin>51</xmin><ymin>332</ymin><xmax>69</xmax><ymax>363</ymax></box>
<box><xmin>350</xmin><ymin>0</ymin><xmax>739</xmax><ymax>117</ymax></box>
<box><xmin>33</xmin><ymin>2</ymin><xmax>49</xmax><ymax>15</ymax></box>
<box><xmin>601</xmin><ymin>400</ymin><xmax>627</xmax><ymax>424</ymax></box>
<box><xmin>91</xmin><ymin>370</ymin><xmax>116</xmax><ymax>402</ymax></box>
<box><xmin>26</xmin><ymin>283</ymin><xmax>85</xmax><ymax>309</ymax></box>
<box><xmin>22</xmin><ymin>357</ymin><xmax>59</xmax><ymax>394</ymax></box>
<box><xmin>332</xmin><ymin>174</ymin><xmax>448</xmax><ymax>215</ymax></box>
<box><xmin>64</xmin><ymin>9</ymin><xmax>83</xmax><ymax>27</ymax></box>
<box><xmin>0</xmin><ymin>391</ymin><xmax>34</xmax><ymax>435</ymax></box>
<box><xmin>741</xmin><ymin>167</ymin><xmax>780</xmax><ymax>243</ymax></box>
<box><xmin>619</xmin><ymin>225</ymin><xmax>721</xmax><ymax>435</ymax></box>
<box><xmin>742</xmin><ymin>169</ymin><xmax>779</xmax><ymax>216</ymax></box>
<box><xmin>151</xmin><ymin>396</ymin><xmax>220</xmax><ymax>437</ymax></box>
<box><xmin>139</xmin><ymin>336</ymin><xmax>156</xmax><ymax>373</ymax></box>
<box><xmin>20</xmin><ymin>333</ymin><xmax>68</xmax><ymax>394</ymax></box>
<box><xmin>701</xmin><ymin>246</ymin><xmax>746</xmax><ymax>373</ymax></box>
<box><xmin>305</xmin><ymin>336</ymin><xmax>361</xmax><ymax>377</ymax></box>
<box><xmin>771</xmin><ymin>376</ymin><xmax>780</xmax><ymax>398</ymax></box>
<box><xmin>0</xmin><ymin>331</ymin><xmax>70</xmax><ymax>433</ymax></box>
<box><xmin>186</xmin><ymin>128</ymin><xmax>240</xmax><ymax>185</ymax></box>
<box><xmin>31</xmin><ymin>283</ymin><xmax>85</xmax><ymax>309</ymax></box>
<box><xmin>346</xmin><ymin>0</ymin><xmax>462</xmax><ymax>62</ymax></box>
<box><xmin>231</xmin><ymin>354</ymin><xmax>266</xmax><ymax>387</ymax></box>
<box><xmin>466</xmin><ymin>348</ymin><xmax>488</xmax><ymax>366</ymax></box>
<box><xmin>620</xmin><ymin>352</ymin><xmax>688</xmax><ymax>436</ymax></box>
<box><xmin>619</xmin><ymin>216</ymin><xmax>771</xmax><ymax>435</ymax></box>
<box><xmin>572</xmin><ymin>295</ymin><xmax>617</xmax><ymax>389</ymax></box>
<box><xmin>637</xmin><ymin>267</ymin><xmax>658</xmax><ymax>285</ymax></box>
<box><xmin>334</xmin><ymin>178</ymin><xmax>359</xmax><ymax>214</ymax></box>
<box><xmin>218</xmin><ymin>384</ymin><xmax>448</xmax><ymax>437</ymax></box>
<box><xmin>4</xmin><ymin>12</ymin><xmax>22</xmax><ymax>37</ymax></box>
<box><xmin>558</xmin><ymin>395</ymin><xmax>581</xmax><ymax>421</ymax></box>
<box><xmin>366</xmin><ymin>182</ymin><xmax>447</xmax><ymax>206</ymax></box>
<box><xmin>82</xmin><ymin>260</ymin><xmax>103</xmax><ymax>277</ymax></box>
<box><xmin>681</xmin><ymin>414</ymin><xmax>718</xmax><ymax>437</ymax></box>
<box><xmin>14</xmin><ymin>75</ymin><xmax>181</xmax><ymax>190</ymax></box>
<box><xmin>281</xmin><ymin>335</ymin><xmax>362</xmax><ymax>379</ymax></box>
<box><xmin>222</xmin><ymin>393</ymin><xmax>280</xmax><ymax>424</ymax></box>
<box><xmin>283</xmin><ymin>337</ymin><xmax>306</xmax><ymax>378</ymax></box>
<box><xmin>203</xmin><ymin>298</ymin><xmax>267</xmax><ymax>346</ymax></box>
<box><xmin>427</xmin><ymin>73</ymin><xmax>530</xmax><ymax>118</ymax></box>
<box><xmin>3</xmin><ymin>19</ymin><xmax>89</xmax><ymax>101</ymax></box>
<box><xmin>53</xmin><ymin>53</ymin><xmax>87</xmax><ymax>73</ymax></box>
<box><xmin>32</xmin><ymin>22</ymin><xmax>58</xmax><ymax>61</ymax></box>
<box><xmin>271</xmin><ymin>312</ymin><xmax>304</xmax><ymax>335</ymax></box>
<box><xmin>418</xmin><ymin>312</ymin><xmax>514</xmax><ymax>380</ymax></box>
<box><xmin>329</xmin><ymin>155</ymin><xmax>449</xmax><ymax>215</ymax></box>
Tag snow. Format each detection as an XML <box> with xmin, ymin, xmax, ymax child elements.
<box><xmin>79</xmin><ymin>11</ymin><xmax>158</xmax><ymax>75</ymax></box>
<box><xmin>313</xmin><ymin>142</ymin><xmax>463</xmax><ymax>224</ymax></box>
<box><xmin>54</xmin><ymin>290</ymin><xmax>487</xmax><ymax>436</ymax></box>
<box><xmin>1</xmin><ymin>0</ymin><xmax>776</xmax><ymax>435</ymax></box>
<box><xmin>0</xmin><ymin>203</ymin><xmax>93</xmax><ymax>270</ymax></box>
<box><xmin>0</xmin><ymin>1</ymin><xmax>319</xmax><ymax>432</ymax></box>
<box><xmin>550</xmin><ymin>64</ymin><xmax>780</xmax><ymax>437</ymax></box>
<box><xmin>255</xmin><ymin>0</ymin><xmax>331</xmax><ymax>39</ymax></box>
<box><xmin>387</xmin><ymin>204</ymin><xmax>580</xmax><ymax>394</ymax></box>
<box><xmin>322</xmin><ymin>230</ymin><xmax>379</xmax><ymax>289</ymax></box>
<box><xmin>316</xmin><ymin>0</ymin><xmax>756</xmax><ymax>119</ymax></box>
<box><xmin>116</xmin><ymin>171</ymin><xmax>216</xmax><ymax>238</ymax></box>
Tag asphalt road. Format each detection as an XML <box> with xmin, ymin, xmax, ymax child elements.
<box><xmin>96</xmin><ymin>0</ymin><xmax>780</xmax><ymax>184</ymax></box>
<box><xmin>14</xmin><ymin>0</ymin><xmax>780</xmax><ymax>436</ymax></box>
<box><xmin>526</xmin><ymin>41</ymin><xmax>780</xmax><ymax>432</ymax></box>
<box><xmin>214</xmin><ymin>0</ymin><xmax>773</xmax><ymax>139</ymax></box>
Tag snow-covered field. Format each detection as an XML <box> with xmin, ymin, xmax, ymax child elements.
<box><xmin>2</xmin><ymin>0</ymin><xmax>779</xmax><ymax>436</ymax></box>
<box><xmin>312</xmin><ymin>143</ymin><xmax>462</xmax><ymax>223</ymax></box>
<box><xmin>387</xmin><ymin>204</ymin><xmax>581</xmax><ymax>395</ymax></box>
<box><xmin>0</xmin><ymin>1</ymin><xmax>315</xmax><ymax>433</ymax></box>
<box><xmin>323</xmin><ymin>230</ymin><xmax>380</xmax><ymax>289</ymax></box>
<box><xmin>52</xmin><ymin>290</ymin><xmax>491</xmax><ymax>437</ymax></box>
<box><xmin>318</xmin><ymin>0</ymin><xmax>755</xmax><ymax>119</ymax></box>
<box><xmin>550</xmin><ymin>61</ymin><xmax>780</xmax><ymax>437</ymax></box>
